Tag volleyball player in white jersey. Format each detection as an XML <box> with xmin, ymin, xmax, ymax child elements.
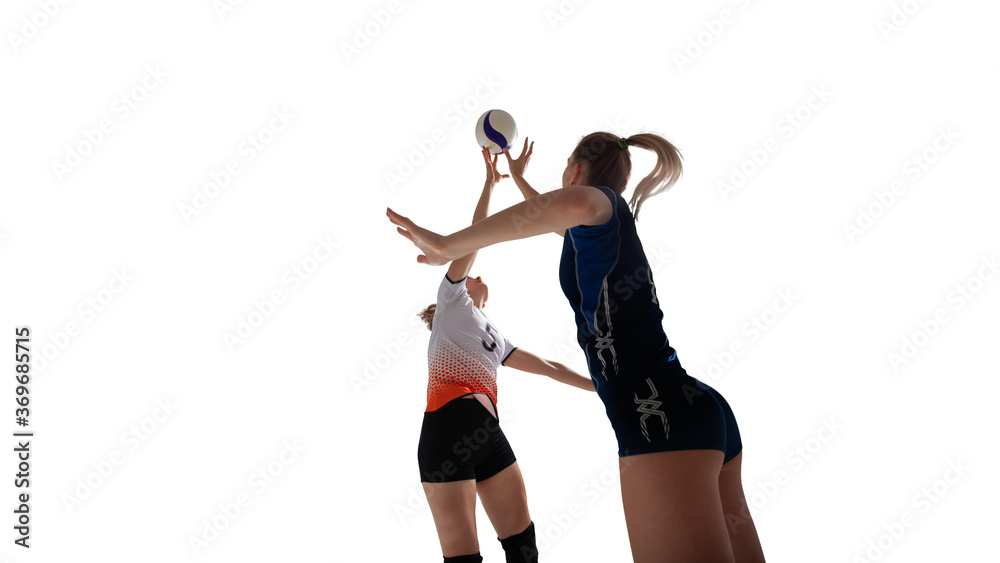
<box><xmin>416</xmin><ymin>147</ymin><xmax>594</xmax><ymax>563</ymax></box>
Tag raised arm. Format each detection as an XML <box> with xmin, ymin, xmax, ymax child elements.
<box><xmin>503</xmin><ymin>138</ymin><xmax>563</xmax><ymax>238</ymax></box>
<box><xmin>387</xmin><ymin>184</ymin><xmax>611</xmax><ymax>266</ymax></box>
<box><xmin>502</xmin><ymin>348</ymin><xmax>595</xmax><ymax>392</ymax></box>
<box><xmin>446</xmin><ymin>147</ymin><xmax>507</xmax><ymax>281</ymax></box>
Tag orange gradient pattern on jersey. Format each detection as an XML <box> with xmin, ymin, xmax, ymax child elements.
<box><xmin>426</xmin><ymin>337</ymin><xmax>498</xmax><ymax>412</ymax></box>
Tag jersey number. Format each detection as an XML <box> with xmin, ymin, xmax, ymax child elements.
<box><xmin>481</xmin><ymin>322</ymin><xmax>498</xmax><ymax>352</ymax></box>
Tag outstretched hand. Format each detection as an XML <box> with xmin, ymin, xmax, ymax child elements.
<box><xmin>502</xmin><ymin>137</ymin><xmax>533</xmax><ymax>178</ymax></box>
<box><xmin>386</xmin><ymin>207</ymin><xmax>455</xmax><ymax>266</ymax></box>
<box><xmin>482</xmin><ymin>145</ymin><xmax>509</xmax><ymax>187</ymax></box>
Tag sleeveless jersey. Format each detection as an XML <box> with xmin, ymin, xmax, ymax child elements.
<box><xmin>425</xmin><ymin>274</ymin><xmax>517</xmax><ymax>413</ymax></box>
<box><xmin>559</xmin><ymin>186</ymin><xmax>681</xmax><ymax>400</ymax></box>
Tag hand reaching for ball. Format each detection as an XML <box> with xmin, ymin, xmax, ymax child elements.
<box><xmin>482</xmin><ymin>145</ymin><xmax>509</xmax><ymax>188</ymax></box>
<box><xmin>503</xmin><ymin>137</ymin><xmax>533</xmax><ymax>178</ymax></box>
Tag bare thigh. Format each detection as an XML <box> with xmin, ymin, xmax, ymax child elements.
<box><xmin>423</xmin><ymin>479</ymin><xmax>479</xmax><ymax>558</ymax></box>
<box><xmin>619</xmin><ymin>449</ymin><xmax>735</xmax><ymax>563</ymax></box>
<box><xmin>476</xmin><ymin>462</ymin><xmax>532</xmax><ymax>540</ymax></box>
<box><xmin>719</xmin><ymin>453</ymin><xmax>766</xmax><ymax>562</ymax></box>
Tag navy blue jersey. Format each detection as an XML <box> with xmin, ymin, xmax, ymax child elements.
<box><xmin>559</xmin><ymin>186</ymin><xmax>682</xmax><ymax>398</ymax></box>
<box><xmin>558</xmin><ymin>186</ymin><xmax>744</xmax><ymax>460</ymax></box>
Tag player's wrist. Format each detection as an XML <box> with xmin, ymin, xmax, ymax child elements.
<box><xmin>440</xmin><ymin>233</ymin><xmax>460</xmax><ymax>261</ymax></box>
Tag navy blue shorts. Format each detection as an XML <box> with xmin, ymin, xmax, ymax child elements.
<box><xmin>417</xmin><ymin>398</ymin><xmax>517</xmax><ymax>483</ymax></box>
<box><xmin>607</xmin><ymin>367</ymin><xmax>742</xmax><ymax>462</ymax></box>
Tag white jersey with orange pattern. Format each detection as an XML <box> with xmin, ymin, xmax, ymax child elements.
<box><xmin>425</xmin><ymin>274</ymin><xmax>516</xmax><ymax>412</ymax></box>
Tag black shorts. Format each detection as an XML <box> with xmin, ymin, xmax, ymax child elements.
<box><xmin>417</xmin><ymin>398</ymin><xmax>517</xmax><ymax>483</ymax></box>
<box><xmin>606</xmin><ymin>365</ymin><xmax>743</xmax><ymax>462</ymax></box>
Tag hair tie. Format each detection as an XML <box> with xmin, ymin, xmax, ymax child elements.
<box><xmin>618</xmin><ymin>137</ymin><xmax>628</xmax><ymax>150</ymax></box>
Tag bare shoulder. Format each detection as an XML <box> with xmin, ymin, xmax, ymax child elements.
<box><xmin>566</xmin><ymin>185</ymin><xmax>613</xmax><ymax>226</ymax></box>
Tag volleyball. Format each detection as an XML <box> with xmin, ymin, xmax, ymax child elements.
<box><xmin>475</xmin><ymin>109</ymin><xmax>517</xmax><ymax>155</ymax></box>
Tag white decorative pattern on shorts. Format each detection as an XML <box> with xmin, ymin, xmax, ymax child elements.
<box><xmin>634</xmin><ymin>377</ymin><xmax>669</xmax><ymax>442</ymax></box>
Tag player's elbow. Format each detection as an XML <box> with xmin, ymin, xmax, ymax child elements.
<box><xmin>537</xmin><ymin>360</ymin><xmax>557</xmax><ymax>377</ymax></box>
<box><xmin>547</xmin><ymin>361</ymin><xmax>570</xmax><ymax>379</ymax></box>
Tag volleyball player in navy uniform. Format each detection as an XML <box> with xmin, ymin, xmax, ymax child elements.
<box><xmin>416</xmin><ymin>147</ymin><xmax>595</xmax><ymax>563</ymax></box>
<box><xmin>389</xmin><ymin>134</ymin><xmax>766</xmax><ymax>562</ymax></box>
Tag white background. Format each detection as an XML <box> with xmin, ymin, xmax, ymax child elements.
<box><xmin>2</xmin><ymin>0</ymin><xmax>998</xmax><ymax>561</ymax></box>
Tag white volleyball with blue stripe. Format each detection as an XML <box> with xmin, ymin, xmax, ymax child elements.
<box><xmin>475</xmin><ymin>109</ymin><xmax>517</xmax><ymax>155</ymax></box>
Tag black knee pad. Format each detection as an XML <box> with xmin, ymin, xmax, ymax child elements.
<box><xmin>443</xmin><ymin>553</ymin><xmax>482</xmax><ymax>563</ymax></box>
<box><xmin>499</xmin><ymin>521</ymin><xmax>538</xmax><ymax>563</ymax></box>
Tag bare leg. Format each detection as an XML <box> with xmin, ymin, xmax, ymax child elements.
<box><xmin>423</xmin><ymin>479</ymin><xmax>479</xmax><ymax>558</ymax></box>
<box><xmin>476</xmin><ymin>462</ymin><xmax>532</xmax><ymax>539</ymax></box>
<box><xmin>619</xmin><ymin>449</ymin><xmax>735</xmax><ymax>563</ymax></box>
<box><xmin>719</xmin><ymin>453</ymin><xmax>766</xmax><ymax>562</ymax></box>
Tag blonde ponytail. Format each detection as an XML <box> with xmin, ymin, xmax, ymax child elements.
<box><xmin>570</xmin><ymin>132</ymin><xmax>683</xmax><ymax>220</ymax></box>
<box><xmin>624</xmin><ymin>133</ymin><xmax>683</xmax><ymax>220</ymax></box>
